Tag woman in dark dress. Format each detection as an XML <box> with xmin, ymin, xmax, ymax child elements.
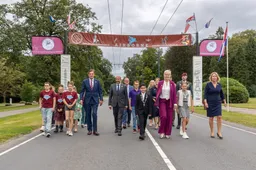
<box><xmin>150</xmin><ymin>78</ymin><xmax>160</xmax><ymax>129</ymax></box>
<box><xmin>204</xmin><ymin>72</ymin><xmax>226</xmax><ymax>139</ymax></box>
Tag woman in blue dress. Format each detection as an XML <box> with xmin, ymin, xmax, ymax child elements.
<box><xmin>204</xmin><ymin>72</ymin><xmax>226</xmax><ymax>139</ymax></box>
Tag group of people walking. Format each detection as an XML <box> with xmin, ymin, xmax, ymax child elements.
<box><xmin>39</xmin><ymin>69</ymin><xmax>226</xmax><ymax>140</ymax></box>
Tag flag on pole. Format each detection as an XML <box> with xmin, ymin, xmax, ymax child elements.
<box><xmin>205</xmin><ymin>18</ymin><xmax>213</xmax><ymax>28</ymax></box>
<box><xmin>69</xmin><ymin>21</ymin><xmax>76</xmax><ymax>30</ymax></box>
<box><xmin>49</xmin><ymin>16</ymin><xmax>56</xmax><ymax>23</ymax></box>
<box><xmin>184</xmin><ymin>23</ymin><xmax>190</xmax><ymax>33</ymax></box>
<box><xmin>186</xmin><ymin>14</ymin><xmax>195</xmax><ymax>23</ymax></box>
<box><xmin>218</xmin><ymin>23</ymin><xmax>228</xmax><ymax>62</ymax></box>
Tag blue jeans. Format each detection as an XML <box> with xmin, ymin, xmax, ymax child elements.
<box><xmin>86</xmin><ymin>104</ymin><xmax>98</xmax><ymax>132</ymax></box>
<box><xmin>131</xmin><ymin>106</ymin><xmax>138</xmax><ymax>130</ymax></box>
<box><xmin>41</xmin><ymin>108</ymin><xmax>53</xmax><ymax>133</ymax></box>
<box><xmin>81</xmin><ymin>106</ymin><xmax>87</xmax><ymax>125</ymax></box>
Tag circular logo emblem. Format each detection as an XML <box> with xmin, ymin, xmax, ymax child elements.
<box><xmin>206</xmin><ymin>41</ymin><xmax>217</xmax><ymax>52</ymax></box>
<box><xmin>71</xmin><ymin>32</ymin><xmax>83</xmax><ymax>44</ymax></box>
<box><xmin>42</xmin><ymin>38</ymin><xmax>55</xmax><ymax>50</ymax></box>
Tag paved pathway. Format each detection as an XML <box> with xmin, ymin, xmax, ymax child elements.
<box><xmin>0</xmin><ymin>102</ymin><xmax>255</xmax><ymax>170</ymax></box>
<box><xmin>223</xmin><ymin>106</ymin><xmax>256</xmax><ymax>115</ymax></box>
<box><xmin>0</xmin><ymin>107</ymin><xmax>39</xmax><ymax>118</ymax></box>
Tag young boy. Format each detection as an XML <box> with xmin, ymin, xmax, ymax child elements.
<box><xmin>63</xmin><ymin>81</ymin><xmax>78</xmax><ymax>136</ymax></box>
<box><xmin>177</xmin><ymin>82</ymin><xmax>194</xmax><ymax>139</ymax></box>
<box><xmin>135</xmin><ymin>83</ymin><xmax>152</xmax><ymax>140</ymax></box>
<box><xmin>54</xmin><ymin>84</ymin><xmax>65</xmax><ymax>133</ymax></box>
<box><xmin>39</xmin><ymin>82</ymin><xmax>56</xmax><ymax>137</ymax></box>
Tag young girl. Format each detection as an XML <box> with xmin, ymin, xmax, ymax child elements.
<box><xmin>63</xmin><ymin>81</ymin><xmax>78</xmax><ymax>136</ymax></box>
<box><xmin>54</xmin><ymin>85</ymin><xmax>65</xmax><ymax>133</ymax></box>
<box><xmin>73</xmin><ymin>86</ymin><xmax>82</xmax><ymax>133</ymax></box>
<box><xmin>177</xmin><ymin>82</ymin><xmax>194</xmax><ymax>139</ymax></box>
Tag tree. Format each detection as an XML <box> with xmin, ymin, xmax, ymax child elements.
<box><xmin>123</xmin><ymin>48</ymin><xmax>165</xmax><ymax>85</ymax></box>
<box><xmin>20</xmin><ymin>81</ymin><xmax>36</xmax><ymax>102</ymax></box>
<box><xmin>230</xmin><ymin>47</ymin><xmax>249</xmax><ymax>86</ymax></box>
<box><xmin>245</xmin><ymin>36</ymin><xmax>256</xmax><ymax>85</ymax></box>
<box><xmin>0</xmin><ymin>59</ymin><xmax>25</xmax><ymax>103</ymax></box>
<box><xmin>164</xmin><ymin>45</ymin><xmax>195</xmax><ymax>82</ymax></box>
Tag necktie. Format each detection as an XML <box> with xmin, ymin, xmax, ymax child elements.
<box><xmin>117</xmin><ymin>84</ymin><xmax>120</xmax><ymax>91</ymax></box>
<box><xmin>90</xmin><ymin>79</ymin><xmax>93</xmax><ymax>89</ymax></box>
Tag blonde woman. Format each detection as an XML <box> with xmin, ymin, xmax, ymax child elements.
<box><xmin>204</xmin><ymin>72</ymin><xmax>226</xmax><ymax>139</ymax></box>
<box><xmin>148</xmin><ymin>80</ymin><xmax>155</xmax><ymax>127</ymax></box>
<box><xmin>155</xmin><ymin>70</ymin><xmax>177</xmax><ymax>139</ymax></box>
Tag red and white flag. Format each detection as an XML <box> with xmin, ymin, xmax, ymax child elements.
<box><xmin>69</xmin><ymin>21</ymin><xmax>76</xmax><ymax>30</ymax></box>
<box><xmin>184</xmin><ymin>23</ymin><xmax>190</xmax><ymax>33</ymax></box>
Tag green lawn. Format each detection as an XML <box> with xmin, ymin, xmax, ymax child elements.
<box><xmin>0</xmin><ymin>111</ymin><xmax>41</xmax><ymax>143</ymax></box>
<box><xmin>194</xmin><ymin>107</ymin><xmax>256</xmax><ymax>128</ymax></box>
<box><xmin>230</xmin><ymin>98</ymin><xmax>256</xmax><ymax>109</ymax></box>
<box><xmin>0</xmin><ymin>104</ymin><xmax>38</xmax><ymax>112</ymax></box>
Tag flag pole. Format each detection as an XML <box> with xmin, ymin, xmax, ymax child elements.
<box><xmin>194</xmin><ymin>13</ymin><xmax>199</xmax><ymax>56</ymax></box>
<box><xmin>226</xmin><ymin>21</ymin><xmax>229</xmax><ymax>112</ymax></box>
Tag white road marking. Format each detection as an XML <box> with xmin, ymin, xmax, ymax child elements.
<box><xmin>192</xmin><ymin>114</ymin><xmax>256</xmax><ymax>136</ymax></box>
<box><xmin>146</xmin><ymin>129</ymin><xmax>177</xmax><ymax>170</ymax></box>
<box><xmin>0</xmin><ymin>127</ymin><xmax>55</xmax><ymax>157</ymax></box>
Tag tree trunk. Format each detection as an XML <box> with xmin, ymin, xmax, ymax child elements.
<box><xmin>3</xmin><ymin>92</ymin><xmax>6</xmax><ymax>103</ymax></box>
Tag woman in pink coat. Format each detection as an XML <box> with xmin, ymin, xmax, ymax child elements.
<box><xmin>155</xmin><ymin>70</ymin><xmax>177</xmax><ymax>139</ymax></box>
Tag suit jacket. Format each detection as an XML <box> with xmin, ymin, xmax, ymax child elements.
<box><xmin>135</xmin><ymin>92</ymin><xmax>152</xmax><ymax>115</ymax></box>
<box><xmin>80</xmin><ymin>78</ymin><xmax>103</xmax><ymax>105</ymax></box>
<box><xmin>108</xmin><ymin>83</ymin><xmax>128</xmax><ymax>108</ymax></box>
<box><xmin>155</xmin><ymin>80</ymin><xmax>177</xmax><ymax>109</ymax></box>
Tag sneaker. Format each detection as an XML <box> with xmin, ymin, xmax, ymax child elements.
<box><xmin>182</xmin><ymin>132</ymin><xmax>189</xmax><ymax>139</ymax></box>
<box><xmin>42</xmin><ymin>132</ymin><xmax>46</xmax><ymax>136</ymax></box>
<box><xmin>160</xmin><ymin>134</ymin><xmax>165</xmax><ymax>139</ymax></box>
<box><xmin>133</xmin><ymin>129</ymin><xmax>137</xmax><ymax>134</ymax></box>
<box><xmin>40</xmin><ymin>126</ymin><xmax>45</xmax><ymax>132</ymax></box>
<box><xmin>66</xmin><ymin>131</ymin><xmax>69</xmax><ymax>135</ymax></box>
<box><xmin>180</xmin><ymin>127</ymin><xmax>184</xmax><ymax>136</ymax></box>
<box><xmin>69</xmin><ymin>131</ymin><xmax>73</xmax><ymax>136</ymax></box>
<box><xmin>166</xmin><ymin>135</ymin><xmax>170</xmax><ymax>139</ymax></box>
<box><xmin>46</xmin><ymin>133</ymin><xmax>51</xmax><ymax>138</ymax></box>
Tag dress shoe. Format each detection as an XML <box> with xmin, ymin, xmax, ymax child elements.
<box><xmin>139</xmin><ymin>136</ymin><xmax>145</xmax><ymax>140</ymax></box>
<box><xmin>93</xmin><ymin>132</ymin><xmax>100</xmax><ymax>136</ymax></box>
<box><xmin>118</xmin><ymin>133</ymin><xmax>122</xmax><ymax>136</ymax></box>
<box><xmin>123</xmin><ymin>126</ymin><xmax>126</xmax><ymax>129</ymax></box>
<box><xmin>114</xmin><ymin>129</ymin><xmax>118</xmax><ymax>133</ymax></box>
<box><xmin>87</xmin><ymin>131</ymin><xmax>92</xmax><ymax>135</ymax></box>
<box><xmin>176</xmin><ymin>125</ymin><xmax>180</xmax><ymax>129</ymax></box>
<box><xmin>217</xmin><ymin>133</ymin><xmax>223</xmax><ymax>139</ymax></box>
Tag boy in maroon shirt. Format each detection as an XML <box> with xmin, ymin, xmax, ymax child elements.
<box><xmin>39</xmin><ymin>82</ymin><xmax>56</xmax><ymax>137</ymax></box>
<box><xmin>63</xmin><ymin>81</ymin><xmax>78</xmax><ymax>136</ymax></box>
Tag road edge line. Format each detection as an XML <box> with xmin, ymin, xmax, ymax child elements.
<box><xmin>145</xmin><ymin>128</ymin><xmax>177</xmax><ymax>170</ymax></box>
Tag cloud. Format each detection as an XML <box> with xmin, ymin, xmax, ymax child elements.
<box><xmin>2</xmin><ymin>0</ymin><xmax>256</xmax><ymax>76</ymax></box>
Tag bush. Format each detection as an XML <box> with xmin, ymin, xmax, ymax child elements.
<box><xmin>20</xmin><ymin>81</ymin><xmax>36</xmax><ymax>102</ymax></box>
<box><xmin>25</xmin><ymin>102</ymin><xmax>33</xmax><ymax>105</ymax></box>
<box><xmin>203</xmin><ymin>78</ymin><xmax>249</xmax><ymax>103</ymax></box>
<box><xmin>247</xmin><ymin>84</ymin><xmax>256</xmax><ymax>97</ymax></box>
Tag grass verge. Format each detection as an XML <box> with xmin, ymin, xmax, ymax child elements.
<box><xmin>230</xmin><ymin>98</ymin><xmax>256</xmax><ymax>109</ymax></box>
<box><xmin>0</xmin><ymin>111</ymin><xmax>41</xmax><ymax>143</ymax></box>
<box><xmin>194</xmin><ymin>107</ymin><xmax>256</xmax><ymax>128</ymax></box>
<box><xmin>0</xmin><ymin>104</ymin><xmax>38</xmax><ymax>112</ymax></box>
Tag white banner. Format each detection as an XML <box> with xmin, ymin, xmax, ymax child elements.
<box><xmin>61</xmin><ymin>55</ymin><xmax>71</xmax><ymax>90</ymax></box>
<box><xmin>193</xmin><ymin>56</ymin><xmax>203</xmax><ymax>106</ymax></box>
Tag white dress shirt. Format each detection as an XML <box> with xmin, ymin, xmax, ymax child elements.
<box><xmin>160</xmin><ymin>81</ymin><xmax>170</xmax><ymax>100</ymax></box>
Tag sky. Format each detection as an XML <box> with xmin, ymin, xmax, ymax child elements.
<box><xmin>1</xmin><ymin>0</ymin><xmax>256</xmax><ymax>76</ymax></box>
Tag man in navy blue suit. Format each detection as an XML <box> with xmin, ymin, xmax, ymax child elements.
<box><xmin>80</xmin><ymin>69</ymin><xmax>103</xmax><ymax>136</ymax></box>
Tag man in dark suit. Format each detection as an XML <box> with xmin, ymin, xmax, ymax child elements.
<box><xmin>108</xmin><ymin>76</ymin><xmax>128</xmax><ymax>136</ymax></box>
<box><xmin>80</xmin><ymin>69</ymin><xmax>103</xmax><ymax>136</ymax></box>
<box><xmin>135</xmin><ymin>83</ymin><xmax>152</xmax><ymax>140</ymax></box>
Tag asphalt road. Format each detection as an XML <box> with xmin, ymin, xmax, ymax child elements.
<box><xmin>0</xmin><ymin>101</ymin><xmax>255</xmax><ymax>170</ymax></box>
